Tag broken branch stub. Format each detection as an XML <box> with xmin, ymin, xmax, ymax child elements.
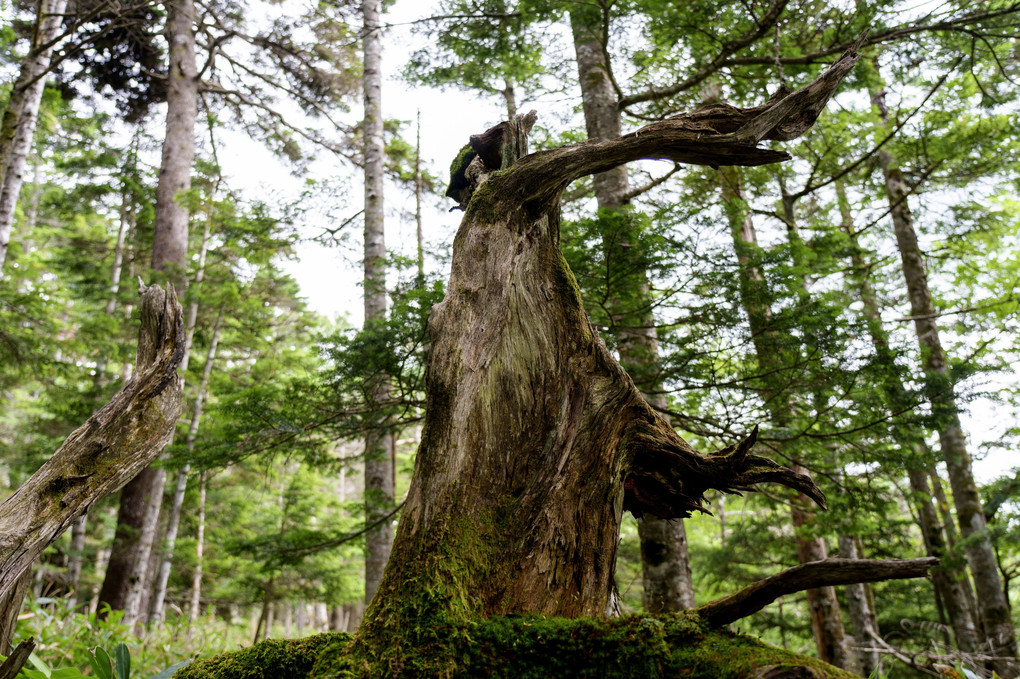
<box><xmin>0</xmin><ymin>282</ymin><xmax>185</xmax><ymax>599</ymax></box>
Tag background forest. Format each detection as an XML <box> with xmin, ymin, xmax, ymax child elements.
<box><xmin>0</xmin><ymin>0</ymin><xmax>1019</xmax><ymax>677</ymax></box>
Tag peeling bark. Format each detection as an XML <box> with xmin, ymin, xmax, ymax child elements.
<box><xmin>0</xmin><ymin>283</ymin><xmax>185</xmax><ymax>600</ymax></box>
<box><xmin>361</xmin><ymin>46</ymin><xmax>860</xmax><ymax>646</ymax></box>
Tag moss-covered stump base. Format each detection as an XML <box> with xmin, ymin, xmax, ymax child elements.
<box><xmin>176</xmin><ymin>613</ymin><xmax>854</xmax><ymax>679</ymax></box>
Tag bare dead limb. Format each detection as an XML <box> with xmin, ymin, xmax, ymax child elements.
<box><xmin>495</xmin><ymin>39</ymin><xmax>864</xmax><ymax>209</ymax></box>
<box><xmin>697</xmin><ymin>557</ymin><xmax>939</xmax><ymax>627</ymax></box>
<box><xmin>0</xmin><ymin>638</ymin><xmax>35</xmax><ymax>679</ymax></box>
<box><xmin>0</xmin><ymin>283</ymin><xmax>185</xmax><ymax>599</ymax></box>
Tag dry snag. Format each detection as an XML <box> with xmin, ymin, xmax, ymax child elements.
<box><xmin>0</xmin><ymin>282</ymin><xmax>185</xmax><ymax>600</ymax></box>
<box><xmin>173</xmin><ymin>37</ymin><xmax>943</xmax><ymax>679</ymax></box>
<box><xmin>360</xmin><ymin>39</ymin><xmax>910</xmax><ymax>638</ymax></box>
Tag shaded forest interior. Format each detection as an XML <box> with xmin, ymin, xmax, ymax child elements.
<box><xmin>1</xmin><ymin>0</ymin><xmax>1020</xmax><ymax>677</ymax></box>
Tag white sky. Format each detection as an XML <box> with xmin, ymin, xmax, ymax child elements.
<box><xmin>214</xmin><ymin>0</ymin><xmax>512</xmax><ymax>326</ymax></box>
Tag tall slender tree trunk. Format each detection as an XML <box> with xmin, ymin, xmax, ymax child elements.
<box><xmin>837</xmin><ymin>536</ymin><xmax>879</xmax><ymax>675</ymax></box>
<box><xmin>872</xmin><ymin>87</ymin><xmax>1017</xmax><ymax>676</ymax></box>
<box><xmin>149</xmin><ymin>309</ymin><xmax>223</xmax><ymax>625</ymax></box>
<box><xmin>835</xmin><ymin>180</ymin><xmax>982</xmax><ymax>655</ymax></box>
<box><xmin>501</xmin><ymin>78</ymin><xmax>517</xmax><ymax>119</ymax></box>
<box><xmin>718</xmin><ymin>166</ymin><xmax>852</xmax><ymax>670</ymax></box>
<box><xmin>415</xmin><ymin>112</ymin><xmax>424</xmax><ymax>282</ymax></box>
<box><xmin>188</xmin><ymin>471</ymin><xmax>207</xmax><ymax>623</ymax></box>
<box><xmin>98</xmin><ymin>0</ymin><xmax>198</xmax><ymax>622</ymax></box>
<box><xmin>361</xmin><ymin>0</ymin><xmax>394</xmax><ymax>607</ymax></box>
<box><xmin>0</xmin><ymin>0</ymin><xmax>68</xmax><ymax>272</ymax></box>
<box><xmin>147</xmin><ymin>200</ymin><xmax>215</xmax><ymax>625</ymax></box>
<box><xmin>569</xmin><ymin>4</ymin><xmax>695</xmax><ymax>613</ymax></box>
<box><xmin>782</xmin><ymin>181</ymin><xmax>863</xmax><ymax>674</ymax></box>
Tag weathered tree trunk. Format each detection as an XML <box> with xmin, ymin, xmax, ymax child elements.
<box><xmin>0</xmin><ymin>283</ymin><xmax>185</xmax><ymax>601</ymax></box>
<box><xmin>835</xmin><ymin>181</ymin><xmax>982</xmax><ymax>656</ymax></box>
<box><xmin>872</xmin><ymin>87</ymin><xmax>1017</xmax><ymax>676</ymax></box>
<box><xmin>569</xmin><ymin>4</ymin><xmax>695</xmax><ymax>612</ymax></box>
<box><xmin>361</xmin><ymin>0</ymin><xmax>395</xmax><ymax>607</ymax></box>
<box><xmin>361</xmin><ymin>48</ymin><xmax>862</xmax><ymax>655</ymax></box>
<box><xmin>99</xmin><ymin>0</ymin><xmax>198</xmax><ymax>620</ymax></box>
<box><xmin>718</xmin><ymin>166</ymin><xmax>852</xmax><ymax>670</ymax></box>
<box><xmin>0</xmin><ymin>0</ymin><xmax>68</xmax><ymax>272</ymax></box>
<box><xmin>0</xmin><ymin>571</ymin><xmax>30</xmax><ymax>655</ymax></box>
<box><xmin>174</xmin><ymin>43</ymin><xmax>948</xmax><ymax>679</ymax></box>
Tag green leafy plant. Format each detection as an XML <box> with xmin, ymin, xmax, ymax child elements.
<box><xmin>9</xmin><ymin>641</ymin><xmax>190</xmax><ymax>679</ymax></box>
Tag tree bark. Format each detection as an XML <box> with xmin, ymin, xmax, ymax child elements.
<box><xmin>0</xmin><ymin>0</ymin><xmax>68</xmax><ymax>272</ymax></box>
<box><xmin>0</xmin><ymin>571</ymin><xmax>30</xmax><ymax>655</ymax></box>
<box><xmin>0</xmin><ymin>283</ymin><xmax>185</xmax><ymax>600</ymax></box>
<box><xmin>872</xmin><ymin>86</ymin><xmax>1017</xmax><ymax>676</ymax></box>
<box><xmin>361</xmin><ymin>0</ymin><xmax>394</xmax><ymax>607</ymax></box>
<box><xmin>360</xmin><ymin>46</ymin><xmax>860</xmax><ymax>649</ymax></box>
<box><xmin>99</xmin><ymin>0</ymin><xmax>198</xmax><ymax>620</ymax></box>
<box><xmin>569</xmin><ymin>5</ymin><xmax>695</xmax><ymax>612</ymax></box>
<box><xmin>0</xmin><ymin>638</ymin><xmax>34</xmax><ymax>679</ymax></box>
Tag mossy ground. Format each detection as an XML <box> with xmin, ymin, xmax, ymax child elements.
<box><xmin>175</xmin><ymin>613</ymin><xmax>854</xmax><ymax>679</ymax></box>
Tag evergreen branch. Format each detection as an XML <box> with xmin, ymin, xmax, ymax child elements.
<box><xmin>619</xmin><ymin>4</ymin><xmax>1018</xmax><ymax>111</ymax></box>
<box><xmin>617</xmin><ymin>0</ymin><xmax>789</xmax><ymax>109</ymax></box>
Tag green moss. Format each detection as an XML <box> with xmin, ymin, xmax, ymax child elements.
<box><xmin>448</xmin><ymin>143</ymin><xmax>476</xmax><ymax>180</ymax></box>
<box><xmin>176</xmin><ymin>614</ymin><xmax>854</xmax><ymax>679</ymax></box>
<box><xmin>175</xmin><ymin>632</ymin><xmax>349</xmax><ymax>679</ymax></box>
